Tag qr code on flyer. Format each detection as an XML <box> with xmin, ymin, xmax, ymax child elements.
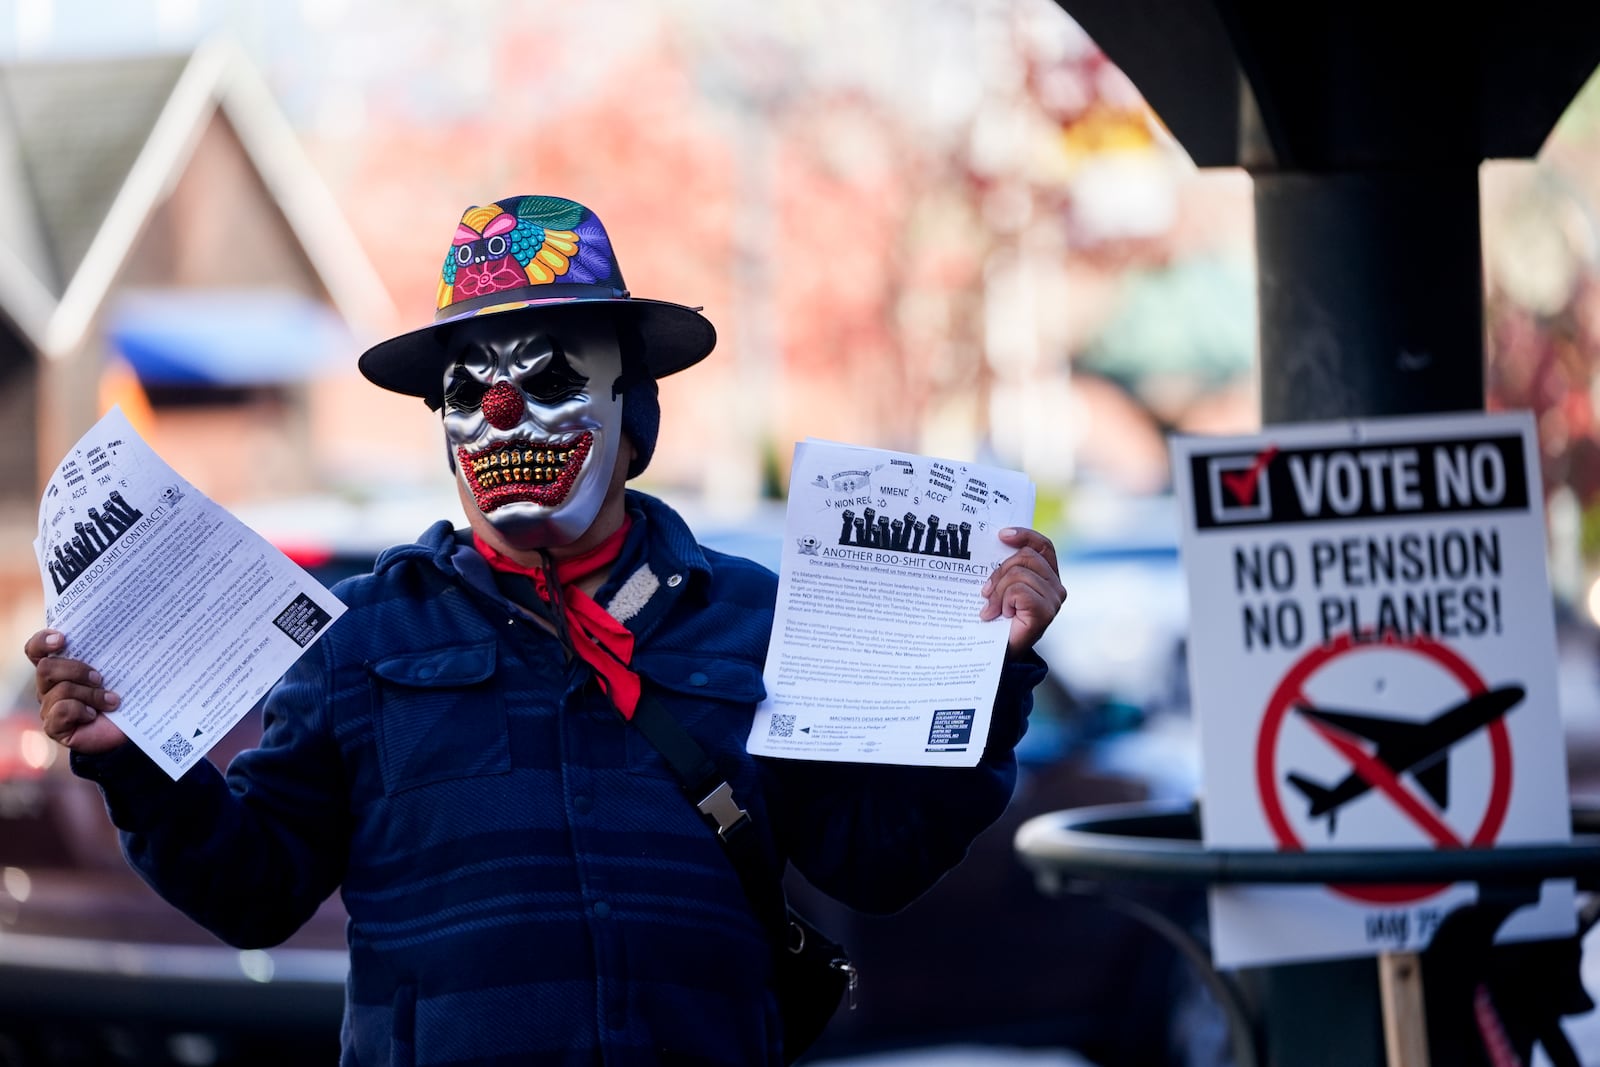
<box><xmin>273</xmin><ymin>593</ymin><xmax>333</xmax><ymax>648</ymax></box>
<box><xmin>769</xmin><ymin>714</ymin><xmax>796</xmax><ymax>739</ymax></box>
<box><xmin>161</xmin><ymin>732</ymin><xmax>195</xmax><ymax>764</ymax></box>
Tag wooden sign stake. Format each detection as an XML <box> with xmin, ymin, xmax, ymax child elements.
<box><xmin>1379</xmin><ymin>951</ymin><xmax>1430</xmax><ymax>1067</ymax></box>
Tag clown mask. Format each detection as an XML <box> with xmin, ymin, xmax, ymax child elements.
<box><xmin>442</xmin><ymin>313</ymin><xmax>626</xmax><ymax>550</ymax></box>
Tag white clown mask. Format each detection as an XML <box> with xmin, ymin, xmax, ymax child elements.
<box><xmin>441</xmin><ymin>314</ymin><xmax>625</xmax><ymax>550</ymax></box>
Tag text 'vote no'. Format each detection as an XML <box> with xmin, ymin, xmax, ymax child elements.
<box><xmin>1191</xmin><ymin>436</ymin><xmax>1529</xmax><ymax>529</ymax></box>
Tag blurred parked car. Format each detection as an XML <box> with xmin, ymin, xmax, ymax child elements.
<box><xmin>0</xmin><ymin>488</ymin><xmax>1214</xmax><ymax>1067</ymax></box>
<box><xmin>0</xmin><ymin>491</ymin><xmax>476</xmax><ymax>1066</ymax></box>
<box><xmin>0</xmin><ymin>693</ymin><xmax>347</xmax><ymax>1067</ymax></box>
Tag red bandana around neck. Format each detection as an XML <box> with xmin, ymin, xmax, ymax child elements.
<box><xmin>473</xmin><ymin>518</ymin><xmax>641</xmax><ymax>717</ymax></box>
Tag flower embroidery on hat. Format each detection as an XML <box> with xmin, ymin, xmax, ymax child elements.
<box><xmin>357</xmin><ymin>192</ymin><xmax>716</xmax><ymax>401</ymax></box>
<box><xmin>436</xmin><ymin>196</ymin><xmax>617</xmax><ymax>311</ymax></box>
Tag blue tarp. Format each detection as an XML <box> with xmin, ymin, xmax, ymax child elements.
<box><xmin>108</xmin><ymin>289</ymin><xmax>351</xmax><ymax>386</ymax></box>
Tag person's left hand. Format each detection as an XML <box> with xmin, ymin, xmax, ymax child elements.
<box><xmin>980</xmin><ymin>527</ymin><xmax>1066</xmax><ymax>659</ymax></box>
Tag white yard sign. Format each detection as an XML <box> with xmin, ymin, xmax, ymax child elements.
<box><xmin>1171</xmin><ymin>411</ymin><xmax>1574</xmax><ymax>968</ymax></box>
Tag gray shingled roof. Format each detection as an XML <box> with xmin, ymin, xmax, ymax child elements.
<box><xmin>0</xmin><ymin>42</ymin><xmax>393</xmax><ymax>356</ymax></box>
<box><xmin>0</xmin><ymin>52</ymin><xmax>188</xmax><ymax>297</ymax></box>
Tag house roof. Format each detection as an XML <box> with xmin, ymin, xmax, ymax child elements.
<box><xmin>0</xmin><ymin>52</ymin><xmax>186</xmax><ymax>298</ymax></box>
<box><xmin>0</xmin><ymin>38</ymin><xmax>394</xmax><ymax>357</ymax></box>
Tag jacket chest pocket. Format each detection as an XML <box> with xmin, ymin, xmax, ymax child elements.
<box><xmin>370</xmin><ymin>642</ymin><xmax>510</xmax><ymax>796</ymax></box>
<box><xmin>624</xmin><ymin>653</ymin><xmax>766</xmax><ymax>780</ymax></box>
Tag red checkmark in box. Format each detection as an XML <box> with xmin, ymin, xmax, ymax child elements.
<box><xmin>1220</xmin><ymin>445</ymin><xmax>1279</xmax><ymax>506</ymax></box>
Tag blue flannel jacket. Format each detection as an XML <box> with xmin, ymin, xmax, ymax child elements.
<box><xmin>75</xmin><ymin>490</ymin><xmax>1045</xmax><ymax>1066</ymax></box>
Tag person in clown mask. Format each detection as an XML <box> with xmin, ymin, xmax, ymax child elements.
<box><xmin>27</xmin><ymin>195</ymin><xmax>1066</xmax><ymax>1066</ymax></box>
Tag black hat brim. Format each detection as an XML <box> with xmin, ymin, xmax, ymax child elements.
<box><xmin>358</xmin><ymin>296</ymin><xmax>716</xmax><ymax>405</ymax></box>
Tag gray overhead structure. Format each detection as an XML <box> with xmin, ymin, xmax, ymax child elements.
<box><xmin>1055</xmin><ymin>0</ymin><xmax>1600</xmax><ymax>422</ymax></box>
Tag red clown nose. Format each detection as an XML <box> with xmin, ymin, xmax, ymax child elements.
<box><xmin>480</xmin><ymin>381</ymin><xmax>525</xmax><ymax>430</ymax></box>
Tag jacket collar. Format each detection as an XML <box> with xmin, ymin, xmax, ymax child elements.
<box><xmin>374</xmin><ymin>490</ymin><xmax>714</xmax><ymax>632</ymax></box>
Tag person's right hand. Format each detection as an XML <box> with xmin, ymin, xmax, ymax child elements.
<box><xmin>25</xmin><ymin>629</ymin><xmax>129</xmax><ymax>754</ymax></box>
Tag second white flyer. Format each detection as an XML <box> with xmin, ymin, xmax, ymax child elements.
<box><xmin>748</xmin><ymin>439</ymin><xmax>1035</xmax><ymax>767</ymax></box>
<box><xmin>34</xmin><ymin>408</ymin><xmax>347</xmax><ymax>779</ymax></box>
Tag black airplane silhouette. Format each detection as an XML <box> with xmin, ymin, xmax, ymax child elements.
<box><xmin>1285</xmin><ymin>685</ymin><xmax>1525</xmax><ymax>835</ymax></box>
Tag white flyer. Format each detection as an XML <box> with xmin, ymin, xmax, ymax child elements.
<box><xmin>747</xmin><ymin>439</ymin><xmax>1035</xmax><ymax>766</ymax></box>
<box><xmin>34</xmin><ymin>407</ymin><xmax>347</xmax><ymax>779</ymax></box>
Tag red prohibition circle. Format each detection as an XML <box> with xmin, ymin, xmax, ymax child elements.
<box><xmin>1255</xmin><ymin>631</ymin><xmax>1513</xmax><ymax>905</ymax></box>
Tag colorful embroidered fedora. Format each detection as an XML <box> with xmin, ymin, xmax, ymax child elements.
<box><xmin>358</xmin><ymin>195</ymin><xmax>716</xmax><ymax>405</ymax></box>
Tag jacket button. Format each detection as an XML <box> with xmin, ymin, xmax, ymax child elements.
<box><xmin>666</xmin><ymin>573</ymin><xmax>683</xmax><ymax>587</ymax></box>
<box><xmin>593</xmin><ymin>900</ymin><xmax>611</xmax><ymax>918</ymax></box>
<box><xmin>573</xmin><ymin>795</ymin><xmax>592</xmax><ymax>814</ymax></box>
<box><xmin>688</xmin><ymin>672</ymin><xmax>708</xmax><ymax>687</ymax></box>
<box><xmin>417</xmin><ymin>666</ymin><xmax>436</xmax><ymax>680</ymax></box>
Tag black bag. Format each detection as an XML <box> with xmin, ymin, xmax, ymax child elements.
<box><xmin>626</xmin><ymin>691</ymin><xmax>856</xmax><ymax>1063</ymax></box>
<box><xmin>775</xmin><ymin>906</ymin><xmax>855</xmax><ymax>1062</ymax></box>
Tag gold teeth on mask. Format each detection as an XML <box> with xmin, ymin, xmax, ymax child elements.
<box><xmin>470</xmin><ymin>447</ymin><xmax>574</xmax><ymax>487</ymax></box>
